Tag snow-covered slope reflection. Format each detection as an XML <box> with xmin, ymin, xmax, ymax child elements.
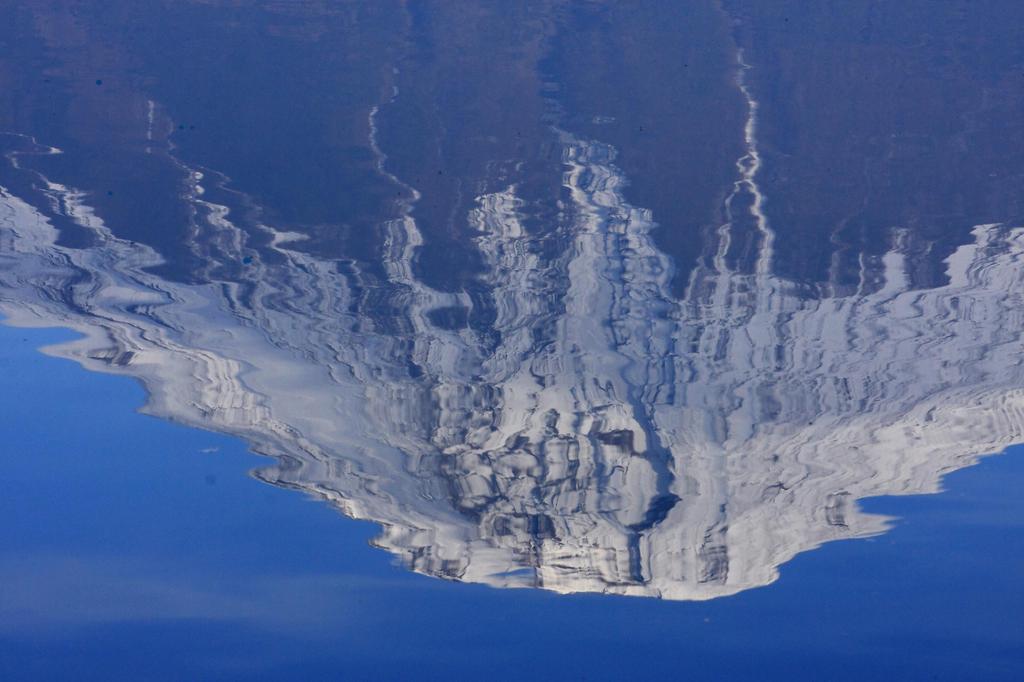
<box><xmin>2</xmin><ymin>134</ymin><xmax>1022</xmax><ymax>600</ymax></box>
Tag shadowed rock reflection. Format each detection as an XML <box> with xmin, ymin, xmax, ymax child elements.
<box><xmin>3</xmin><ymin>124</ymin><xmax>1023</xmax><ymax>600</ymax></box>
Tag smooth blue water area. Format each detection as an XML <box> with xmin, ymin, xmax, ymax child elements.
<box><xmin>2</xmin><ymin>321</ymin><xmax>1021</xmax><ymax>681</ymax></box>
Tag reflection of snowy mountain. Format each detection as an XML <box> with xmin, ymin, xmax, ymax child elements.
<box><xmin>2</xmin><ymin>132</ymin><xmax>1023</xmax><ymax>601</ymax></box>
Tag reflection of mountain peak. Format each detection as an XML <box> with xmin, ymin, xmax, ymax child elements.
<box><xmin>2</xmin><ymin>130</ymin><xmax>1022</xmax><ymax>600</ymax></box>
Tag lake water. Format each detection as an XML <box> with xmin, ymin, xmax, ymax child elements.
<box><xmin>1</xmin><ymin>2</ymin><xmax>1023</xmax><ymax>680</ymax></box>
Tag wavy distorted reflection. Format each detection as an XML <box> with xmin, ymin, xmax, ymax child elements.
<box><xmin>2</xmin><ymin>129</ymin><xmax>1022</xmax><ymax>601</ymax></box>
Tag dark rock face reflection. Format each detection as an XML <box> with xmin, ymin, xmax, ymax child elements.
<box><xmin>1</xmin><ymin>1</ymin><xmax>1022</xmax><ymax>600</ymax></box>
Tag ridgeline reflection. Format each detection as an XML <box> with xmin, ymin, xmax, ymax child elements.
<box><xmin>3</xmin><ymin>125</ymin><xmax>1022</xmax><ymax>599</ymax></box>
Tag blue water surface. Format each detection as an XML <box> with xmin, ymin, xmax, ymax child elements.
<box><xmin>1</xmin><ymin>322</ymin><xmax>1021</xmax><ymax>681</ymax></box>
